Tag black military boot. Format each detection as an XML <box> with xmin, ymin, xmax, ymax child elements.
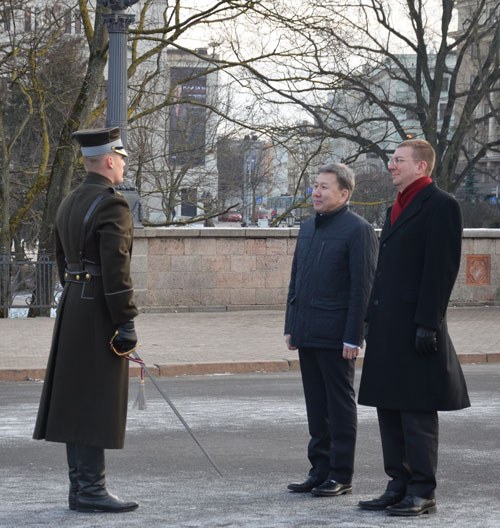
<box><xmin>75</xmin><ymin>445</ymin><xmax>138</xmax><ymax>513</ymax></box>
<box><xmin>66</xmin><ymin>443</ymin><xmax>79</xmax><ymax>510</ymax></box>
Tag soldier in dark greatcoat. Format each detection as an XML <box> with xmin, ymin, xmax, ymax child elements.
<box><xmin>358</xmin><ymin>139</ymin><xmax>470</xmax><ymax>517</ymax></box>
<box><xmin>33</xmin><ymin>127</ymin><xmax>140</xmax><ymax>513</ymax></box>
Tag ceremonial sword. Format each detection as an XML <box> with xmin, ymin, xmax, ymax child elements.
<box><xmin>131</xmin><ymin>351</ymin><xmax>223</xmax><ymax>477</ymax></box>
<box><xmin>111</xmin><ymin>335</ymin><xmax>223</xmax><ymax>477</ymax></box>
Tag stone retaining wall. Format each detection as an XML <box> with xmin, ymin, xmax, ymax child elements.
<box><xmin>131</xmin><ymin>227</ymin><xmax>500</xmax><ymax>312</ymax></box>
<box><xmin>455</xmin><ymin>230</ymin><xmax>500</xmax><ymax>304</ymax></box>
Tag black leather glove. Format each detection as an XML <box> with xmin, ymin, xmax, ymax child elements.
<box><xmin>112</xmin><ymin>320</ymin><xmax>137</xmax><ymax>353</ymax></box>
<box><xmin>415</xmin><ymin>326</ymin><xmax>438</xmax><ymax>356</ymax></box>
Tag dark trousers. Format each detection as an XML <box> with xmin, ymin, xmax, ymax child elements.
<box><xmin>299</xmin><ymin>347</ymin><xmax>357</xmax><ymax>484</ymax></box>
<box><xmin>377</xmin><ymin>408</ymin><xmax>439</xmax><ymax>499</ymax></box>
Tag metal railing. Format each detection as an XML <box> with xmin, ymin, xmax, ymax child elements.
<box><xmin>0</xmin><ymin>252</ymin><xmax>60</xmax><ymax>317</ymax></box>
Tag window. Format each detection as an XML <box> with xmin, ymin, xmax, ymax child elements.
<box><xmin>97</xmin><ymin>80</ymin><xmax>108</xmax><ymax>105</ymax></box>
<box><xmin>64</xmin><ymin>10</ymin><xmax>72</xmax><ymax>33</ymax></box>
<box><xmin>439</xmin><ymin>103</ymin><xmax>447</xmax><ymax>121</ymax></box>
<box><xmin>25</xmin><ymin>9</ymin><xmax>32</xmax><ymax>32</ymax></box>
<box><xmin>441</xmin><ymin>77</ymin><xmax>449</xmax><ymax>92</ymax></box>
<box><xmin>2</xmin><ymin>8</ymin><xmax>10</xmax><ymax>31</ymax></box>
<box><xmin>75</xmin><ymin>11</ymin><xmax>81</xmax><ymax>34</ymax></box>
<box><xmin>0</xmin><ymin>77</ymin><xmax>10</xmax><ymax>101</ymax></box>
<box><xmin>181</xmin><ymin>188</ymin><xmax>198</xmax><ymax>216</ymax></box>
<box><xmin>470</xmin><ymin>43</ymin><xmax>479</xmax><ymax>59</ymax></box>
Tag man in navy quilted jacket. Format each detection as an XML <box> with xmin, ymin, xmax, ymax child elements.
<box><xmin>285</xmin><ymin>163</ymin><xmax>378</xmax><ymax>497</ymax></box>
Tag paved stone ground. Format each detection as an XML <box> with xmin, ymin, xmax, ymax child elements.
<box><xmin>1</xmin><ymin>365</ymin><xmax>499</xmax><ymax>527</ymax></box>
<box><xmin>1</xmin><ymin>306</ymin><xmax>499</xmax><ymax>381</ymax></box>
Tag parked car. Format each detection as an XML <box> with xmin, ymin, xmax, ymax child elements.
<box><xmin>252</xmin><ymin>208</ymin><xmax>269</xmax><ymax>222</ymax></box>
<box><xmin>218</xmin><ymin>211</ymin><xmax>243</xmax><ymax>222</ymax></box>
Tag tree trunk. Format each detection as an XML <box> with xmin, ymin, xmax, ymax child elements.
<box><xmin>29</xmin><ymin>8</ymin><xmax>109</xmax><ymax>317</ymax></box>
<box><xmin>0</xmin><ymin>106</ymin><xmax>11</xmax><ymax>318</ymax></box>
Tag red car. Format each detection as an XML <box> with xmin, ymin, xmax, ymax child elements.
<box><xmin>218</xmin><ymin>211</ymin><xmax>243</xmax><ymax>222</ymax></box>
<box><xmin>253</xmin><ymin>209</ymin><xmax>269</xmax><ymax>221</ymax></box>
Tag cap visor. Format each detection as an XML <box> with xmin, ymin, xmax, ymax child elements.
<box><xmin>112</xmin><ymin>146</ymin><xmax>128</xmax><ymax>157</ymax></box>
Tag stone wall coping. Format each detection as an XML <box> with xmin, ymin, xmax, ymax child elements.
<box><xmin>461</xmin><ymin>228</ymin><xmax>500</xmax><ymax>238</ymax></box>
<box><xmin>134</xmin><ymin>227</ymin><xmax>500</xmax><ymax>239</ymax></box>
<box><xmin>134</xmin><ymin>226</ymin><xmax>300</xmax><ymax>238</ymax></box>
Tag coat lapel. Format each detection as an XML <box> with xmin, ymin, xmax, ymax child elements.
<box><xmin>380</xmin><ymin>183</ymin><xmax>436</xmax><ymax>244</ymax></box>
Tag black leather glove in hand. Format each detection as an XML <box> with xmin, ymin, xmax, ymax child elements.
<box><xmin>113</xmin><ymin>320</ymin><xmax>137</xmax><ymax>354</ymax></box>
<box><xmin>415</xmin><ymin>326</ymin><xmax>438</xmax><ymax>356</ymax></box>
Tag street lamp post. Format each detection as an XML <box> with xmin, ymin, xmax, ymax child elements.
<box><xmin>242</xmin><ymin>153</ymin><xmax>255</xmax><ymax>226</ymax></box>
<box><xmin>242</xmin><ymin>135</ymin><xmax>257</xmax><ymax>226</ymax></box>
<box><xmin>97</xmin><ymin>0</ymin><xmax>142</xmax><ymax>226</ymax></box>
<box><xmin>97</xmin><ymin>0</ymin><xmax>138</xmax><ymax>170</ymax></box>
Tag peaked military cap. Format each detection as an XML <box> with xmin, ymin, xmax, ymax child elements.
<box><xmin>72</xmin><ymin>126</ymin><xmax>128</xmax><ymax>157</ymax></box>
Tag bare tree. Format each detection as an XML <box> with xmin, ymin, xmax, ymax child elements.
<box><xmin>0</xmin><ymin>1</ymin><xmax>78</xmax><ymax>254</ymax></box>
<box><xmin>29</xmin><ymin>1</ymin><xmax>109</xmax><ymax>316</ymax></box>
<box><xmin>221</xmin><ymin>0</ymin><xmax>500</xmax><ymax>193</ymax></box>
<box><xmin>350</xmin><ymin>159</ymin><xmax>395</xmax><ymax>227</ymax></box>
<box><xmin>0</xmin><ymin>1</ymin><xmax>89</xmax><ymax>316</ymax></box>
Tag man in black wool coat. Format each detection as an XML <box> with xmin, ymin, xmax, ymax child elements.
<box><xmin>358</xmin><ymin>139</ymin><xmax>470</xmax><ymax>517</ymax></box>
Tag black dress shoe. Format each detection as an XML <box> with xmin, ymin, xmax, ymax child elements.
<box><xmin>311</xmin><ymin>479</ymin><xmax>352</xmax><ymax>497</ymax></box>
<box><xmin>358</xmin><ymin>490</ymin><xmax>405</xmax><ymax>511</ymax></box>
<box><xmin>287</xmin><ymin>476</ymin><xmax>325</xmax><ymax>493</ymax></box>
<box><xmin>386</xmin><ymin>495</ymin><xmax>437</xmax><ymax>516</ymax></box>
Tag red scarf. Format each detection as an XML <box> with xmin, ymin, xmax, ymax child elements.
<box><xmin>390</xmin><ymin>176</ymin><xmax>432</xmax><ymax>226</ymax></box>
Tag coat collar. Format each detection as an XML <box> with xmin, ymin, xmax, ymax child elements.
<box><xmin>315</xmin><ymin>203</ymin><xmax>348</xmax><ymax>228</ymax></box>
<box><xmin>380</xmin><ymin>182</ymin><xmax>436</xmax><ymax>244</ymax></box>
<box><xmin>84</xmin><ymin>172</ymin><xmax>114</xmax><ymax>188</ymax></box>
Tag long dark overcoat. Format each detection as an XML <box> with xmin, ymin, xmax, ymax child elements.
<box><xmin>358</xmin><ymin>183</ymin><xmax>470</xmax><ymax>411</ymax></box>
<box><xmin>33</xmin><ymin>172</ymin><xmax>138</xmax><ymax>449</ymax></box>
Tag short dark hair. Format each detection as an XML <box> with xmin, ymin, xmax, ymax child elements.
<box><xmin>319</xmin><ymin>163</ymin><xmax>355</xmax><ymax>196</ymax></box>
<box><xmin>398</xmin><ymin>139</ymin><xmax>436</xmax><ymax>175</ymax></box>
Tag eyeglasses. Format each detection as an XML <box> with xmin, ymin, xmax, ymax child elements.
<box><xmin>389</xmin><ymin>157</ymin><xmax>420</xmax><ymax>166</ymax></box>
